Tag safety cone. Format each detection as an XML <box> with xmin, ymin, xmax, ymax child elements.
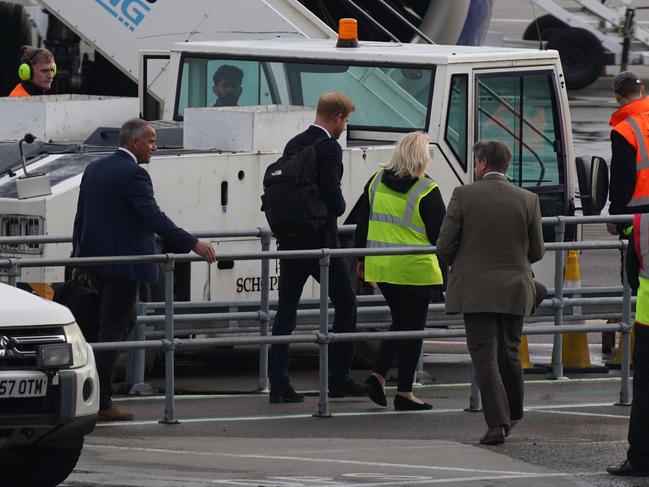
<box><xmin>560</xmin><ymin>250</ymin><xmax>606</xmax><ymax>372</ymax></box>
<box><xmin>608</xmin><ymin>324</ymin><xmax>635</xmax><ymax>369</ymax></box>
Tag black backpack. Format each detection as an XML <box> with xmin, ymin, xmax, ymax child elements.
<box><xmin>261</xmin><ymin>138</ymin><xmax>329</xmax><ymax>239</ymax></box>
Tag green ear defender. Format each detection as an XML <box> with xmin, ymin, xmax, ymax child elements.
<box><xmin>18</xmin><ymin>62</ymin><xmax>31</xmax><ymax>81</ymax></box>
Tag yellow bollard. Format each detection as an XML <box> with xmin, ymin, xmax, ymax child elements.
<box><xmin>560</xmin><ymin>250</ymin><xmax>601</xmax><ymax>370</ymax></box>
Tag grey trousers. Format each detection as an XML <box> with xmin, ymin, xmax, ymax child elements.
<box><xmin>464</xmin><ymin>312</ymin><xmax>524</xmax><ymax>428</ymax></box>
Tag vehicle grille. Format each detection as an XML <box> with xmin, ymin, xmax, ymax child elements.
<box><xmin>0</xmin><ymin>215</ymin><xmax>44</xmax><ymax>254</ymax></box>
<box><xmin>0</xmin><ymin>326</ymin><xmax>66</xmax><ymax>368</ymax></box>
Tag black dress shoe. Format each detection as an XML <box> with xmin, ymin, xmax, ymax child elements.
<box><xmin>394</xmin><ymin>394</ymin><xmax>433</xmax><ymax>411</ymax></box>
<box><xmin>269</xmin><ymin>384</ymin><xmax>305</xmax><ymax>403</ymax></box>
<box><xmin>365</xmin><ymin>375</ymin><xmax>387</xmax><ymax>407</ymax></box>
<box><xmin>329</xmin><ymin>380</ymin><xmax>367</xmax><ymax>398</ymax></box>
<box><xmin>607</xmin><ymin>460</ymin><xmax>649</xmax><ymax>476</ymax></box>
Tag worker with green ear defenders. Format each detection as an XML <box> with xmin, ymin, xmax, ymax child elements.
<box><xmin>9</xmin><ymin>45</ymin><xmax>56</xmax><ymax>97</ymax></box>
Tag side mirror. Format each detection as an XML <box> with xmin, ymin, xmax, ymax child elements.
<box><xmin>575</xmin><ymin>155</ymin><xmax>608</xmax><ymax>216</ymax></box>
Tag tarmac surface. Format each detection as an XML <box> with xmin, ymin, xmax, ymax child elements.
<box><xmin>60</xmin><ymin>2</ymin><xmax>649</xmax><ymax>486</ymax></box>
<box><xmin>65</xmin><ymin>346</ymin><xmax>636</xmax><ymax>487</ymax></box>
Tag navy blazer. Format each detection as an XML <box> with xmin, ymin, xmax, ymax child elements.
<box><xmin>278</xmin><ymin>125</ymin><xmax>346</xmax><ymax>250</ymax></box>
<box><xmin>72</xmin><ymin>150</ymin><xmax>197</xmax><ymax>283</ymax></box>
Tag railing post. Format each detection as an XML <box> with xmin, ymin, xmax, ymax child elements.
<box><xmin>413</xmin><ymin>349</ymin><xmax>427</xmax><ymax>385</ymax></box>
<box><xmin>618</xmin><ymin>240</ymin><xmax>632</xmax><ymax>406</ymax></box>
<box><xmin>128</xmin><ymin>301</ymin><xmax>153</xmax><ymax>396</ymax></box>
<box><xmin>258</xmin><ymin>229</ymin><xmax>271</xmax><ymax>392</ymax></box>
<box><xmin>550</xmin><ymin>218</ymin><xmax>565</xmax><ymax>380</ymax></box>
<box><xmin>160</xmin><ymin>257</ymin><xmax>178</xmax><ymax>424</ymax></box>
<box><xmin>465</xmin><ymin>363</ymin><xmax>482</xmax><ymax>412</ymax></box>
<box><xmin>315</xmin><ymin>251</ymin><xmax>332</xmax><ymax>418</ymax></box>
<box><xmin>6</xmin><ymin>258</ymin><xmax>19</xmax><ymax>287</ymax></box>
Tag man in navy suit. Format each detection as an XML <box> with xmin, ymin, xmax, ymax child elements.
<box><xmin>73</xmin><ymin>118</ymin><xmax>216</xmax><ymax>421</ymax></box>
<box><xmin>269</xmin><ymin>92</ymin><xmax>366</xmax><ymax>403</ymax></box>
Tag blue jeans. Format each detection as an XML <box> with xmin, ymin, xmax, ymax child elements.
<box><xmin>270</xmin><ymin>256</ymin><xmax>357</xmax><ymax>389</ymax></box>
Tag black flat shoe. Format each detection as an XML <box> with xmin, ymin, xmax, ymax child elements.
<box><xmin>394</xmin><ymin>394</ymin><xmax>432</xmax><ymax>411</ymax></box>
<box><xmin>365</xmin><ymin>375</ymin><xmax>387</xmax><ymax>407</ymax></box>
<box><xmin>269</xmin><ymin>384</ymin><xmax>305</xmax><ymax>403</ymax></box>
<box><xmin>607</xmin><ymin>460</ymin><xmax>649</xmax><ymax>476</ymax></box>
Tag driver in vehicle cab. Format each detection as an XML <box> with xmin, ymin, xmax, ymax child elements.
<box><xmin>212</xmin><ymin>65</ymin><xmax>243</xmax><ymax>107</ymax></box>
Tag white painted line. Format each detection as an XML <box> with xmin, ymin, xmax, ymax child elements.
<box><xmin>533</xmin><ymin>409</ymin><xmax>628</xmax><ymax>419</ymax></box>
<box><xmin>113</xmin><ymin>376</ymin><xmax>628</xmax><ymax>403</ymax></box>
<box><xmin>85</xmin><ymin>443</ymin><xmax>562</xmax><ymax>476</ymax></box>
<box><xmin>96</xmin><ymin>402</ymin><xmax>622</xmax><ymax>427</ymax></box>
<box><xmin>203</xmin><ymin>473</ymin><xmax>585</xmax><ymax>486</ymax></box>
<box><xmin>525</xmin><ymin>402</ymin><xmax>619</xmax><ymax>411</ymax></box>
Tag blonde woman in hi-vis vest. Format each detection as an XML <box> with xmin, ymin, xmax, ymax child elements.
<box><xmin>354</xmin><ymin>131</ymin><xmax>445</xmax><ymax>411</ymax></box>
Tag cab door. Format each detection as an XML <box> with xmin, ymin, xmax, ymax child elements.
<box><xmin>474</xmin><ymin>69</ymin><xmax>569</xmax><ymax>242</ymax></box>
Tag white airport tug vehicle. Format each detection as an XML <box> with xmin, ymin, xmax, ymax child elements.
<box><xmin>0</xmin><ymin>24</ymin><xmax>607</xmax><ymax>303</ymax></box>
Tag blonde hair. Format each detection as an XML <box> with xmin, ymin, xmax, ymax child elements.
<box><xmin>383</xmin><ymin>131</ymin><xmax>431</xmax><ymax>178</ymax></box>
<box><xmin>20</xmin><ymin>45</ymin><xmax>54</xmax><ymax>65</ymax></box>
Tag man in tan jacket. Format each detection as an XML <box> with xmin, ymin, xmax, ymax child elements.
<box><xmin>437</xmin><ymin>140</ymin><xmax>544</xmax><ymax>445</ymax></box>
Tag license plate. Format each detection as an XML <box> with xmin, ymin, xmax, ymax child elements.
<box><xmin>0</xmin><ymin>371</ymin><xmax>48</xmax><ymax>398</ymax></box>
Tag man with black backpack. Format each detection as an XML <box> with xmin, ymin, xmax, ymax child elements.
<box><xmin>265</xmin><ymin>92</ymin><xmax>366</xmax><ymax>403</ymax></box>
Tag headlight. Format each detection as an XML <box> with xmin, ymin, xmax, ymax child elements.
<box><xmin>37</xmin><ymin>343</ymin><xmax>72</xmax><ymax>368</ymax></box>
<box><xmin>63</xmin><ymin>322</ymin><xmax>89</xmax><ymax>368</ymax></box>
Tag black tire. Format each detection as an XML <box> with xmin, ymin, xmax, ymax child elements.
<box><xmin>0</xmin><ymin>2</ymin><xmax>31</xmax><ymax>96</ymax></box>
<box><xmin>546</xmin><ymin>27</ymin><xmax>605</xmax><ymax>90</ymax></box>
<box><xmin>1</xmin><ymin>439</ymin><xmax>84</xmax><ymax>487</ymax></box>
<box><xmin>523</xmin><ymin>14</ymin><xmax>567</xmax><ymax>41</ymax></box>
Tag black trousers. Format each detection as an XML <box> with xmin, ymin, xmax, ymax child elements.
<box><xmin>628</xmin><ymin>323</ymin><xmax>649</xmax><ymax>468</ymax></box>
<box><xmin>270</xmin><ymin>256</ymin><xmax>357</xmax><ymax>389</ymax></box>
<box><xmin>373</xmin><ymin>283</ymin><xmax>438</xmax><ymax>392</ymax></box>
<box><xmin>464</xmin><ymin>312</ymin><xmax>524</xmax><ymax>428</ymax></box>
<box><xmin>90</xmin><ymin>274</ymin><xmax>138</xmax><ymax>410</ymax></box>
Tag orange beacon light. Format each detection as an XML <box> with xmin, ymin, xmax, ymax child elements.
<box><xmin>337</xmin><ymin>18</ymin><xmax>359</xmax><ymax>48</ymax></box>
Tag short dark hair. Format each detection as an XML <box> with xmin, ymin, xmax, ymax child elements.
<box><xmin>316</xmin><ymin>92</ymin><xmax>355</xmax><ymax>120</ymax></box>
<box><xmin>473</xmin><ymin>140</ymin><xmax>512</xmax><ymax>172</ymax></box>
<box><xmin>119</xmin><ymin>118</ymin><xmax>150</xmax><ymax>147</ymax></box>
<box><xmin>613</xmin><ymin>71</ymin><xmax>644</xmax><ymax>99</ymax></box>
<box><xmin>213</xmin><ymin>65</ymin><xmax>243</xmax><ymax>85</ymax></box>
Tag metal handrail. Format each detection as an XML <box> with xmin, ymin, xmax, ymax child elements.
<box><xmin>0</xmin><ymin>214</ymin><xmax>635</xmax><ymax>421</ymax></box>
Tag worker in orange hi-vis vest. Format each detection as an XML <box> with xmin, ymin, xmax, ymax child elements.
<box><xmin>8</xmin><ymin>45</ymin><xmax>56</xmax><ymax>97</ymax></box>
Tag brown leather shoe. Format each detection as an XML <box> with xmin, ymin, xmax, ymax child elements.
<box><xmin>479</xmin><ymin>426</ymin><xmax>506</xmax><ymax>445</ymax></box>
<box><xmin>505</xmin><ymin>420</ymin><xmax>518</xmax><ymax>437</ymax></box>
<box><xmin>98</xmin><ymin>404</ymin><xmax>134</xmax><ymax>421</ymax></box>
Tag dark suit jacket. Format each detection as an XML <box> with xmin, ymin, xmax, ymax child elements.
<box><xmin>278</xmin><ymin>125</ymin><xmax>346</xmax><ymax>250</ymax></box>
<box><xmin>436</xmin><ymin>173</ymin><xmax>545</xmax><ymax>316</ymax></box>
<box><xmin>72</xmin><ymin>149</ymin><xmax>197</xmax><ymax>283</ymax></box>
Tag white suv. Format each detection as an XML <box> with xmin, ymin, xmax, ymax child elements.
<box><xmin>0</xmin><ymin>282</ymin><xmax>99</xmax><ymax>487</ymax></box>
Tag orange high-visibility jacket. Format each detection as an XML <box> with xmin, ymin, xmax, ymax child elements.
<box><xmin>611</xmin><ymin>97</ymin><xmax>649</xmax><ymax>209</ymax></box>
<box><xmin>8</xmin><ymin>83</ymin><xmax>29</xmax><ymax>97</ymax></box>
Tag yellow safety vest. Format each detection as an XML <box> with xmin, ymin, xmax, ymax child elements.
<box><xmin>364</xmin><ymin>170</ymin><xmax>443</xmax><ymax>285</ymax></box>
<box><xmin>634</xmin><ymin>213</ymin><xmax>649</xmax><ymax>325</ymax></box>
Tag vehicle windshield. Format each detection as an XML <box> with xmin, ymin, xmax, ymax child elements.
<box><xmin>175</xmin><ymin>56</ymin><xmax>435</xmax><ymax>132</ymax></box>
